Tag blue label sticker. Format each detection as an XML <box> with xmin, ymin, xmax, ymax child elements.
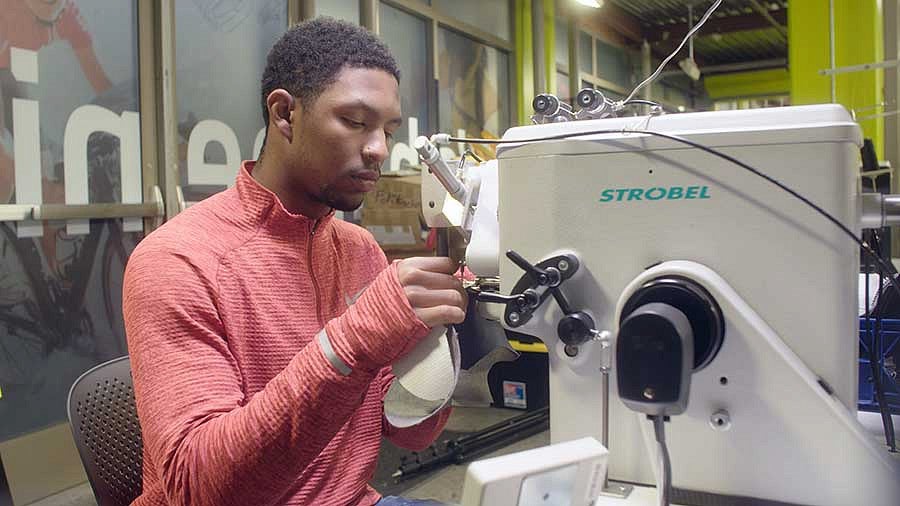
<box><xmin>503</xmin><ymin>380</ymin><xmax>527</xmax><ymax>409</ymax></box>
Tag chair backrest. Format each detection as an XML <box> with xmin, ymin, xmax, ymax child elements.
<box><xmin>67</xmin><ymin>356</ymin><xmax>143</xmax><ymax>506</ymax></box>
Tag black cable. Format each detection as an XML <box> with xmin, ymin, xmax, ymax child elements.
<box><xmin>462</xmin><ymin>149</ymin><xmax>484</xmax><ymax>163</ymax></box>
<box><xmin>865</xmin><ymin>245</ymin><xmax>875</xmax><ymax>422</ymax></box>
<box><xmin>447</xmin><ymin>129</ymin><xmax>900</xmax><ymax>301</ymax></box>
<box><xmin>622</xmin><ymin>99</ymin><xmax>663</xmax><ymax>108</ymax></box>
<box><xmin>869</xmin><ymin>230</ymin><xmax>897</xmax><ymax>450</ymax></box>
<box><xmin>619</xmin><ymin>100</ymin><xmax>672</xmax><ymax>115</ymax></box>
<box><xmin>651</xmin><ymin>416</ymin><xmax>672</xmax><ymax>506</ymax></box>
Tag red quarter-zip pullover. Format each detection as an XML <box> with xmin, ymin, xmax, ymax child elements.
<box><xmin>123</xmin><ymin>161</ymin><xmax>449</xmax><ymax>506</ymax></box>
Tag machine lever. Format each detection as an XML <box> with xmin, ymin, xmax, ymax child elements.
<box><xmin>505</xmin><ymin>250</ymin><xmax>576</xmax><ymax>316</ymax></box>
<box><xmin>475</xmin><ymin>290</ymin><xmax>539</xmax><ymax>308</ymax></box>
<box><xmin>485</xmin><ymin>250</ymin><xmax>584</xmax><ymax>330</ymax></box>
<box><xmin>507</xmin><ymin>250</ymin><xmax>549</xmax><ymax>284</ymax></box>
<box><xmin>550</xmin><ymin>285</ymin><xmax>573</xmax><ymax>315</ymax></box>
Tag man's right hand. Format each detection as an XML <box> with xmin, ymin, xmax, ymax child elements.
<box><xmin>397</xmin><ymin>257</ymin><xmax>468</xmax><ymax>328</ymax></box>
<box><xmin>323</xmin><ymin>256</ymin><xmax>468</xmax><ymax>372</ymax></box>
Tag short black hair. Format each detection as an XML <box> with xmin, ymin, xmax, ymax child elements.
<box><xmin>260</xmin><ymin>17</ymin><xmax>400</xmax><ymax>126</ymax></box>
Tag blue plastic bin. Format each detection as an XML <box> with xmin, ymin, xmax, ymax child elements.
<box><xmin>858</xmin><ymin>317</ymin><xmax>900</xmax><ymax>415</ymax></box>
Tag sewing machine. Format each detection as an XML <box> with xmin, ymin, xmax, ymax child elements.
<box><xmin>418</xmin><ymin>101</ymin><xmax>900</xmax><ymax>505</ymax></box>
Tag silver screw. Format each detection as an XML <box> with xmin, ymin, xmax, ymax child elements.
<box><xmin>508</xmin><ymin>312</ymin><xmax>520</xmax><ymax>324</ymax></box>
<box><xmin>709</xmin><ymin>410</ymin><xmax>732</xmax><ymax>431</ymax></box>
<box><xmin>558</xmin><ymin>259</ymin><xmax>570</xmax><ymax>272</ymax></box>
<box><xmin>643</xmin><ymin>387</ymin><xmax>655</xmax><ymax>400</ymax></box>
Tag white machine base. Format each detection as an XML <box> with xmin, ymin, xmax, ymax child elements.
<box><xmin>460</xmin><ymin>437</ymin><xmax>608</xmax><ymax>506</ymax></box>
<box><xmin>596</xmin><ymin>485</ymin><xmax>667</xmax><ymax>505</ymax></box>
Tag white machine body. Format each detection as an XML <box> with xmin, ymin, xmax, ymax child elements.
<box><xmin>460</xmin><ymin>437</ymin><xmax>608</xmax><ymax>506</ymax></box>
<box><xmin>437</xmin><ymin>105</ymin><xmax>900</xmax><ymax>505</ymax></box>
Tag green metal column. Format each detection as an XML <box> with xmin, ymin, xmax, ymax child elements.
<box><xmin>544</xmin><ymin>0</ymin><xmax>556</xmax><ymax>96</ymax></box>
<box><xmin>516</xmin><ymin>0</ymin><xmax>557</xmax><ymax>122</ymax></box>
<box><xmin>790</xmin><ymin>0</ymin><xmax>884</xmax><ymax>156</ymax></box>
<box><xmin>516</xmin><ymin>0</ymin><xmax>535</xmax><ymax>125</ymax></box>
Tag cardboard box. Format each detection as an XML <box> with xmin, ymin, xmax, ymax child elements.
<box><xmin>362</xmin><ymin>171</ymin><xmax>431</xmax><ymax>257</ymax></box>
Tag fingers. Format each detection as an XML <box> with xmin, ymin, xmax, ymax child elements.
<box><xmin>398</xmin><ymin>256</ymin><xmax>458</xmax><ymax>275</ymax></box>
<box><xmin>405</xmin><ymin>288</ymin><xmax>468</xmax><ymax>311</ymax></box>
<box><xmin>399</xmin><ymin>268</ymin><xmax>465</xmax><ymax>291</ymax></box>
<box><xmin>414</xmin><ymin>305</ymin><xmax>467</xmax><ymax>327</ymax></box>
<box><xmin>396</xmin><ymin>256</ymin><xmax>468</xmax><ymax>328</ymax></box>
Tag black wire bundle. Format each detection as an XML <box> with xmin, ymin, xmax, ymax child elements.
<box><xmin>864</xmin><ymin>229</ymin><xmax>898</xmax><ymax>451</ymax></box>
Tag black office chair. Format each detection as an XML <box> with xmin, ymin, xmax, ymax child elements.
<box><xmin>67</xmin><ymin>356</ymin><xmax>143</xmax><ymax>506</ymax></box>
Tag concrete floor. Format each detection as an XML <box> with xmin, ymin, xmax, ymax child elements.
<box><xmin>24</xmin><ymin>410</ymin><xmax>900</xmax><ymax>506</ymax></box>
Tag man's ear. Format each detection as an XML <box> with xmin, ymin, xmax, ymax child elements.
<box><xmin>266</xmin><ymin>89</ymin><xmax>296</xmax><ymax>142</ymax></box>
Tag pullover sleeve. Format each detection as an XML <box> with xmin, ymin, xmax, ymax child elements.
<box><xmin>123</xmin><ymin>243</ymin><xmax>426</xmax><ymax>506</ymax></box>
<box><xmin>329</xmin><ymin>241</ymin><xmax>451</xmax><ymax>450</ymax></box>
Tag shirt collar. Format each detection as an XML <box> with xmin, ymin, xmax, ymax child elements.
<box><xmin>235</xmin><ymin>160</ymin><xmax>335</xmax><ymax>232</ymax></box>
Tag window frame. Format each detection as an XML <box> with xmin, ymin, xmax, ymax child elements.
<box><xmin>554</xmin><ymin>14</ymin><xmax>695</xmax><ymax>114</ymax></box>
<box><xmin>366</xmin><ymin>0</ymin><xmax>516</xmax><ymax>139</ymax></box>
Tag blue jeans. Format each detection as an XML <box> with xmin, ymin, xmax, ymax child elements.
<box><xmin>376</xmin><ymin>496</ymin><xmax>453</xmax><ymax>506</ymax></box>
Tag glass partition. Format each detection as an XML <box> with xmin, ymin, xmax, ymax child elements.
<box><xmin>174</xmin><ymin>0</ymin><xmax>287</xmax><ymax>203</ymax></box>
<box><xmin>0</xmin><ymin>0</ymin><xmax>142</xmax><ymax>441</ymax></box>
<box><xmin>379</xmin><ymin>3</ymin><xmax>431</xmax><ymax>172</ymax></box>
<box><xmin>317</xmin><ymin>0</ymin><xmax>360</xmax><ymax>23</ymax></box>
<box><xmin>432</xmin><ymin>0</ymin><xmax>511</xmax><ymax>41</ymax></box>
<box><xmin>437</xmin><ymin>27</ymin><xmax>510</xmax><ymax>156</ymax></box>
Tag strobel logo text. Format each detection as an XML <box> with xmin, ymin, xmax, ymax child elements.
<box><xmin>599</xmin><ymin>186</ymin><xmax>711</xmax><ymax>203</ymax></box>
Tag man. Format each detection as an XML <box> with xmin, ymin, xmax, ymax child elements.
<box><xmin>123</xmin><ymin>18</ymin><xmax>466</xmax><ymax>506</ymax></box>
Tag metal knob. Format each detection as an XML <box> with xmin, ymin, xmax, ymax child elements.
<box><xmin>557</xmin><ymin>311</ymin><xmax>596</xmax><ymax>347</ymax></box>
<box><xmin>533</xmin><ymin>94</ymin><xmax>560</xmax><ymax>116</ymax></box>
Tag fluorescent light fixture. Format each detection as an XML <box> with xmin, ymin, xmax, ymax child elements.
<box><xmin>678</xmin><ymin>57</ymin><xmax>702</xmax><ymax>81</ymax></box>
<box><xmin>575</xmin><ymin>0</ymin><xmax>604</xmax><ymax>8</ymax></box>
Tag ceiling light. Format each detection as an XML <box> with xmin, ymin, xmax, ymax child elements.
<box><xmin>575</xmin><ymin>0</ymin><xmax>604</xmax><ymax>8</ymax></box>
<box><xmin>678</xmin><ymin>57</ymin><xmax>702</xmax><ymax>81</ymax></box>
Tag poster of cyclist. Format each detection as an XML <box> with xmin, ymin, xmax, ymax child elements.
<box><xmin>0</xmin><ymin>0</ymin><xmax>141</xmax><ymax>442</ymax></box>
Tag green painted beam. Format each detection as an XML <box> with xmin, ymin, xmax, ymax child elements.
<box><xmin>704</xmin><ymin>69</ymin><xmax>791</xmax><ymax>100</ymax></box>
<box><xmin>788</xmin><ymin>0</ymin><xmax>831</xmax><ymax>106</ymax></box>
<box><xmin>515</xmin><ymin>0</ymin><xmax>535</xmax><ymax>126</ymax></box>
<box><xmin>836</xmin><ymin>0</ymin><xmax>883</xmax><ymax>158</ymax></box>
<box><xmin>544</xmin><ymin>0</ymin><xmax>556</xmax><ymax>96</ymax></box>
<box><xmin>789</xmin><ymin>0</ymin><xmax>884</xmax><ymax>157</ymax></box>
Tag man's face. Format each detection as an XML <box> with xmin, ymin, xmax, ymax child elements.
<box><xmin>286</xmin><ymin>67</ymin><xmax>401</xmax><ymax>213</ymax></box>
